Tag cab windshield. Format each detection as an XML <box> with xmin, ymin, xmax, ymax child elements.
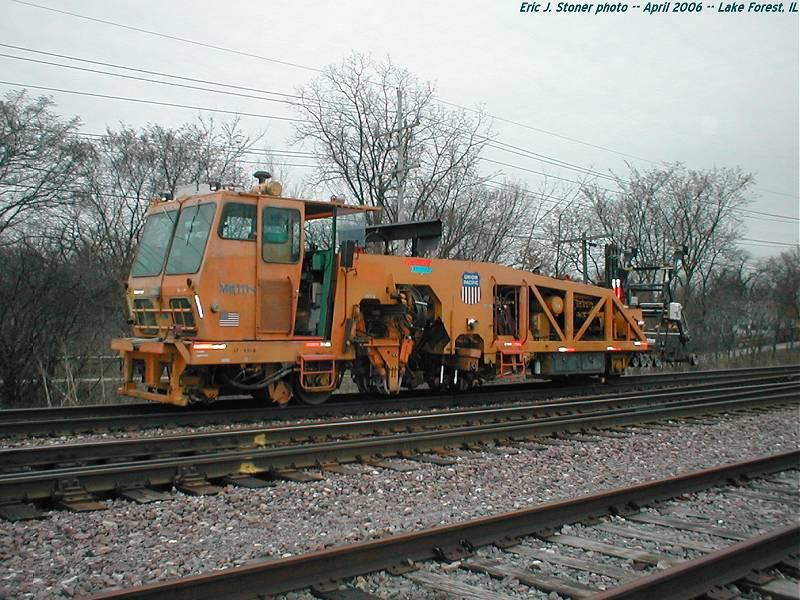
<box><xmin>166</xmin><ymin>202</ymin><xmax>217</xmax><ymax>274</ymax></box>
<box><xmin>131</xmin><ymin>210</ymin><xmax>178</xmax><ymax>277</ymax></box>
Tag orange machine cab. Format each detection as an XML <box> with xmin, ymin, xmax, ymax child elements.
<box><xmin>112</xmin><ymin>175</ymin><xmax>648</xmax><ymax>406</ymax></box>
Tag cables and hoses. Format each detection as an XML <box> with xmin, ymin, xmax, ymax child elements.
<box><xmin>220</xmin><ymin>364</ymin><xmax>294</xmax><ymax>391</ymax></box>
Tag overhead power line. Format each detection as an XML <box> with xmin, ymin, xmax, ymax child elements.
<box><xmin>11</xmin><ymin>0</ymin><xmax>798</xmax><ymax>204</ymax></box>
<box><xmin>9</xmin><ymin>0</ymin><xmax>324</xmax><ymax>74</ymax></box>
<box><xmin>1</xmin><ymin>46</ymin><xmax>622</xmax><ymax>187</ymax></box>
<box><xmin>239</xmin><ymin>158</ymin><xmax>314</xmax><ymax>169</ymax></box>
<box><xmin>60</xmin><ymin>131</ymin><xmax>319</xmax><ymax>168</ymax></box>
<box><xmin>0</xmin><ymin>42</ymin><xmax>635</xmax><ymax>190</ymax></box>
<box><xmin>84</xmin><ymin>134</ymin><xmax>800</xmax><ymax>225</ymax></box>
<box><xmin>442</xmin><ymin>97</ymin><xmax>664</xmax><ymax>166</ymax></box>
<box><xmin>0</xmin><ymin>43</ymin><xmax>303</xmax><ymax>100</ymax></box>
<box><xmin>0</xmin><ymin>0</ymin><xmax>703</xmax><ymax>171</ymax></box>
<box><xmin>485</xmin><ymin>139</ymin><xmax>619</xmax><ymax>183</ymax></box>
<box><xmin>6</xmin><ymin>74</ymin><xmax>796</xmax><ymax>226</ymax></box>
<box><xmin>484</xmin><ymin>157</ymin><xmax>799</xmax><ymax>223</ymax></box>
<box><xmin>0</xmin><ymin>51</ymin><xmax>299</xmax><ymax>107</ymax></box>
<box><xmin>0</xmin><ymin>80</ymin><xmax>307</xmax><ymax>123</ymax></box>
<box><xmin>0</xmin><ymin>43</ymin><xmax>385</xmax><ymax>116</ymax></box>
<box><xmin>740</xmin><ymin>237</ymin><xmax>798</xmax><ymax>247</ymax></box>
<box><xmin>2</xmin><ymin>8</ymin><xmax>796</xmax><ymax>203</ymax></box>
<box><xmin>5</xmin><ymin>179</ymin><xmax>796</xmax><ymax>250</ymax></box>
<box><xmin>751</xmin><ymin>186</ymin><xmax>799</xmax><ymax>199</ymax></box>
<box><xmin>481</xmin><ymin>157</ymin><xmax>618</xmax><ymax>191</ymax></box>
<box><xmin>1</xmin><ymin>46</ymin><xmax>795</xmax><ymax>223</ymax></box>
<box><xmin>70</xmin><ymin>132</ymin><xmax>321</xmax><ymax>160</ymax></box>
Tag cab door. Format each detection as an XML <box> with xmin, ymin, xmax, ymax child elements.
<box><xmin>256</xmin><ymin>200</ymin><xmax>304</xmax><ymax>337</ymax></box>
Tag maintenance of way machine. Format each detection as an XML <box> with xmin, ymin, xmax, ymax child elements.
<box><xmin>113</xmin><ymin>173</ymin><xmax>653</xmax><ymax>406</ymax></box>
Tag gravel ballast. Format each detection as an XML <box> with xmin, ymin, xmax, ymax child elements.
<box><xmin>0</xmin><ymin>406</ymin><xmax>797</xmax><ymax>599</ymax></box>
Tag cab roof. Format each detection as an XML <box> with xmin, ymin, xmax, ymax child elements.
<box><xmin>148</xmin><ymin>189</ymin><xmax>380</xmax><ymax>220</ymax></box>
<box><xmin>292</xmin><ymin>196</ymin><xmax>380</xmax><ymax>220</ymax></box>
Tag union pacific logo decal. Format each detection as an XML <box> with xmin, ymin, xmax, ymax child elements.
<box><xmin>405</xmin><ymin>257</ymin><xmax>432</xmax><ymax>274</ymax></box>
<box><xmin>462</xmin><ymin>272</ymin><xmax>481</xmax><ymax>304</ymax></box>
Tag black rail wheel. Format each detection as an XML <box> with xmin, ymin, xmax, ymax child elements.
<box><xmin>292</xmin><ymin>380</ymin><xmax>332</xmax><ymax>405</ymax></box>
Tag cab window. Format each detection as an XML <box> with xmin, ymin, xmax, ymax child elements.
<box><xmin>262</xmin><ymin>207</ymin><xmax>301</xmax><ymax>263</ymax></box>
<box><xmin>219</xmin><ymin>202</ymin><xmax>257</xmax><ymax>241</ymax></box>
<box><xmin>131</xmin><ymin>210</ymin><xmax>177</xmax><ymax>277</ymax></box>
<box><xmin>165</xmin><ymin>202</ymin><xmax>216</xmax><ymax>274</ymax></box>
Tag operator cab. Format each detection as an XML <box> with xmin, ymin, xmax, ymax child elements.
<box><xmin>292</xmin><ymin>194</ymin><xmax>364</xmax><ymax>337</ymax></box>
<box><xmin>126</xmin><ymin>173</ymin><xmax>376</xmax><ymax>342</ymax></box>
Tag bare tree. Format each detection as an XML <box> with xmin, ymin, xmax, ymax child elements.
<box><xmin>439</xmin><ymin>180</ymin><xmax>539</xmax><ymax>263</ymax></box>
<box><xmin>513</xmin><ymin>180</ymin><xmax>574</xmax><ymax>275</ymax></box>
<box><xmin>194</xmin><ymin>116</ymin><xmax>256</xmax><ymax>186</ymax></box>
<box><xmin>0</xmin><ymin>226</ymin><xmax>120</xmax><ymax>407</ymax></box>
<box><xmin>583</xmin><ymin>163</ymin><xmax>752</xmax><ymax>297</ymax></box>
<box><xmin>293</xmin><ymin>52</ymin><xmax>492</xmax><ymax>227</ymax></box>
<box><xmin>757</xmin><ymin>247</ymin><xmax>800</xmax><ymax>351</ymax></box>
<box><xmin>82</xmin><ymin>118</ymin><xmax>256</xmax><ymax>276</ymax></box>
<box><xmin>0</xmin><ymin>92</ymin><xmax>260</xmax><ymax>406</ymax></box>
<box><xmin>0</xmin><ymin>90</ymin><xmax>92</xmax><ymax>241</ymax></box>
<box><xmin>698</xmin><ymin>264</ymin><xmax>756</xmax><ymax>356</ymax></box>
<box><xmin>697</xmin><ymin>248</ymin><xmax>799</xmax><ymax>359</ymax></box>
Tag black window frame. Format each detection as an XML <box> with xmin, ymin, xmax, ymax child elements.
<box><xmin>165</xmin><ymin>202</ymin><xmax>217</xmax><ymax>275</ymax></box>
<box><xmin>131</xmin><ymin>209</ymin><xmax>178</xmax><ymax>277</ymax></box>
<box><xmin>262</xmin><ymin>206</ymin><xmax>302</xmax><ymax>264</ymax></box>
<box><xmin>218</xmin><ymin>201</ymin><xmax>257</xmax><ymax>241</ymax></box>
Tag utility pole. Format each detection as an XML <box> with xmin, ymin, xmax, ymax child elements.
<box><xmin>376</xmin><ymin>88</ymin><xmax>419</xmax><ymax>228</ymax></box>
<box><xmin>395</xmin><ymin>87</ymin><xmax>407</xmax><ymax>224</ymax></box>
<box><xmin>378</xmin><ymin>88</ymin><xmax>419</xmax><ymax>224</ymax></box>
<box><xmin>557</xmin><ymin>232</ymin><xmax>607</xmax><ymax>284</ymax></box>
<box><xmin>582</xmin><ymin>234</ymin><xmax>589</xmax><ymax>284</ymax></box>
<box><xmin>555</xmin><ymin>213</ymin><xmax>563</xmax><ymax>278</ymax></box>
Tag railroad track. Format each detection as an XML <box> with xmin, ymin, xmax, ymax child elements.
<box><xmin>2</xmin><ymin>378</ymin><xmax>796</xmax><ymax>470</ymax></box>
<box><xmin>87</xmin><ymin>451</ymin><xmax>800</xmax><ymax>600</ymax></box>
<box><xmin>0</xmin><ymin>376</ymin><xmax>796</xmax><ymax>518</ymax></box>
<box><xmin>0</xmin><ymin>365</ymin><xmax>797</xmax><ymax>438</ymax></box>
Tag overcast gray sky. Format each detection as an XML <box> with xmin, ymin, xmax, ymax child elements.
<box><xmin>2</xmin><ymin>0</ymin><xmax>797</xmax><ymax>259</ymax></box>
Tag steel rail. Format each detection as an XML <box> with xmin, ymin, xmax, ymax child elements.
<box><xmin>593</xmin><ymin>524</ymin><xmax>799</xmax><ymax>600</ymax></box>
<box><xmin>0</xmin><ymin>386</ymin><xmax>796</xmax><ymax>504</ymax></box>
<box><xmin>2</xmin><ymin>379</ymin><xmax>796</xmax><ymax>471</ymax></box>
<box><xmin>6</xmin><ymin>365</ymin><xmax>795</xmax><ymax>421</ymax></box>
<box><xmin>86</xmin><ymin>451</ymin><xmax>800</xmax><ymax>600</ymax></box>
<box><xmin>1</xmin><ymin>366</ymin><xmax>796</xmax><ymax>437</ymax></box>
